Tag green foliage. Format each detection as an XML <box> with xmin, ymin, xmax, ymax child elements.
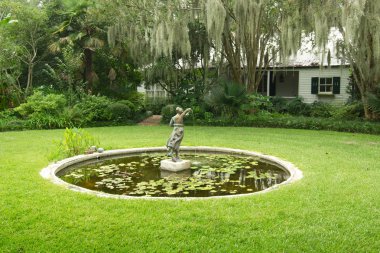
<box><xmin>367</xmin><ymin>87</ymin><xmax>380</xmax><ymax>116</ymax></box>
<box><xmin>0</xmin><ymin>109</ymin><xmax>26</xmax><ymax>131</ymax></box>
<box><xmin>26</xmin><ymin>113</ymin><xmax>71</xmax><ymax>130</ymax></box>
<box><xmin>241</xmin><ymin>93</ymin><xmax>273</xmax><ymax>114</ymax></box>
<box><xmin>205</xmin><ymin>79</ymin><xmax>248</xmax><ymax>117</ymax></box>
<box><xmin>49</xmin><ymin>127</ymin><xmax>99</xmax><ymax>160</ymax></box>
<box><xmin>203</xmin><ymin>112</ymin><xmax>214</xmax><ymax>123</ymax></box>
<box><xmin>105</xmin><ymin>102</ymin><xmax>132</xmax><ymax>122</ymax></box>
<box><xmin>309</xmin><ymin>101</ymin><xmax>334</xmax><ymax>118</ymax></box>
<box><xmin>73</xmin><ymin>95</ymin><xmax>112</xmax><ymax>123</ymax></box>
<box><xmin>195</xmin><ymin>114</ymin><xmax>380</xmax><ymax>135</ymax></box>
<box><xmin>144</xmin><ymin>97</ymin><xmax>167</xmax><ymax>115</ymax></box>
<box><xmin>269</xmin><ymin>96</ymin><xmax>288</xmax><ymax>113</ymax></box>
<box><xmin>12</xmin><ymin>90</ymin><xmax>70</xmax><ymax>129</ymax></box>
<box><xmin>285</xmin><ymin>97</ymin><xmax>311</xmax><ymax>116</ymax></box>
<box><xmin>124</xmin><ymin>92</ymin><xmax>145</xmax><ymax>113</ymax></box>
<box><xmin>161</xmin><ymin>104</ymin><xmax>179</xmax><ymax>122</ymax></box>
<box><xmin>332</xmin><ymin>102</ymin><xmax>364</xmax><ymax>120</ymax></box>
<box><xmin>15</xmin><ymin>90</ymin><xmax>67</xmax><ymax>117</ymax></box>
<box><xmin>43</xmin><ymin>46</ymin><xmax>84</xmax><ymax>105</ymax></box>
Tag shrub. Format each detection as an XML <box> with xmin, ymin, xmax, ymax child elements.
<box><xmin>161</xmin><ymin>104</ymin><xmax>179</xmax><ymax>122</ymax></box>
<box><xmin>204</xmin><ymin>112</ymin><xmax>214</xmax><ymax>123</ymax></box>
<box><xmin>125</xmin><ymin>92</ymin><xmax>145</xmax><ymax>112</ymax></box>
<box><xmin>310</xmin><ymin>101</ymin><xmax>334</xmax><ymax>118</ymax></box>
<box><xmin>145</xmin><ymin>97</ymin><xmax>167</xmax><ymax>115</ymax></box>
<box><xmin>191</xmin><ymin>105</ymin><xmax>206</xmax><ymax>120</ymax></box>
<box><xmin>270</xmin><ymin>96</ymin><xmax>288</xmax><ymax>113</ymax></box>
<box><xmin>0</xmin><ymin>110</ymin><xmax>26</xmax><ymax>131</ymax></box>
<box><xmin>332</xmin><ymin>102</ymin><xmax>364</xmax><ymax>120</ymax></box>
<box><xmin>285</xmin><ymin>97</ymin><xmax>311</xmax><ymax>116</ymax></box>
<box><xmin>194</xmin><ymin>114</ymin><xmax>380</xmax><ymax>134</ymax></box>
<box><xmin>105</xmin><ymin>102</ymin><xmax>132</xmax><ymax>122</ymax></box>
<box><xmin>26</xmin><ymin>113</ymin><xmax>70</xmax><ymax>129</ymax></box>
<box><xmin>15</xmin><ymin>91</ymin><xmax>67</xmax><ymax>117</ymax></box>
<box><xmin>73</xmin><ymin>95</ymin><xmax>112</xmax><ymax>123</ymax></box>
<box><xmin>205</xmin><ymin>79</ymin><xmax>248</xmax><ymax>117</ymax></box>
<box><xmin>241</xmin><ymin>93</ymin><xmax>273</xmax><ymax>114</ymax></box>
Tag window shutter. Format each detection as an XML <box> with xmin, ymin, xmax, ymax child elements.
<box><xmin>311</xmin><ymin>77</ymin><xmax>319</xmax><ymax>94</ymax></box>
<box><xmin>333</xmin><ymin>77</ymin><xmax>340</xmax><ymax>94</ymax></box>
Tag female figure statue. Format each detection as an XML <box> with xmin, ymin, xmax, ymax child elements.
<box><xmin>166</xmin><ymin>107</ymin><xmax>192</xmax><ymax>162</ymax></box>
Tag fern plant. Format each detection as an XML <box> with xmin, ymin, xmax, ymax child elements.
<box><xmin>205</xmin><ymin>79</ymin><xmax>248</xmax><ymax>117</ymax></box>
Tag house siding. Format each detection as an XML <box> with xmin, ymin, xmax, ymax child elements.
<box><xmin>298</xmin><ymin>67</ymin><xmax>351</xmax><ymax>104</ymax></box>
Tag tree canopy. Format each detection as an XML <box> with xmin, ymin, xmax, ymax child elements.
<box><xmin>0</xmin><ymin>0</ymin><xmax>379</xmax><ymax>119</ymax></box>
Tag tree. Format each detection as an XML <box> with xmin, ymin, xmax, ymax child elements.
<box><xmin>49</xmin><ymin>0</ymin><xmax>108</xmax><ymax>93</ymax></box>
<box><xmin>339</xmin><ymin>1</ymin><xmax>380</xmax><ymax>119</ymax></box>
<box><xmin>284</xmin><ymin>0</ymin><xmax>380</xmax><ymax>119</ymax></box>
<box><xmin>107</xmin><ymin>0</ymin><xmax>292</xmax><ymax>93</ymax></box>
<box><xmin>0</xmin><ymin>0</ymin><xmax>48</xmax><ymax>98</ymax></box>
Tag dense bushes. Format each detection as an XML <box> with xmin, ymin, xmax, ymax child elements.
<box><xmin>0</xmin><ymin>90</ymin><xmax>146</xmax><ymax>131</ymax></box>
<box><xmin>13</xmin><ymin>91</ymin><xmax>70</xmax><ymax>129</ymax></box>
<box><xmin>195</xmin><ymin>114</ymin><xmax>380</xmax><ymax>134</ymax></box>
<box><xmin>1</xmin><ymin>87</ymin><xmax>378</xmax><ymax>135</ymax></box>
<box><xmin>161</xmin><ymin>104</ymin><xmax>179</xmax><ymax>122</ymax></box>
<box><xmin>145</xmin><ymin>97</ymin><xmax>167</xmax><ymax>115</ymax></box>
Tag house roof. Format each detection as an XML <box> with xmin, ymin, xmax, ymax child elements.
<box><xmin>276</xmin><ymin>28</ymin><xmax>349</xmax><ymax>68</ymax></box>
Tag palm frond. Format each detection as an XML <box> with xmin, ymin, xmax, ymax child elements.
<box><xmin>367</xmin><ymin>92</ymin><xmax>380</xmax><ymax>113</ymax></box>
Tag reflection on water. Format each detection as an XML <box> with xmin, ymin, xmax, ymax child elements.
<box><xmin>59</xmin><ymin>153</ymin><xmax>289</xmax><ymax>197</ymax></box>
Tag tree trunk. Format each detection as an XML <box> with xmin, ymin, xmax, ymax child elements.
<box><xmin>84</xmin><ymin>48</ymin><xmax>93</xmax><ymax>92</ymax></box>
<box><xmin>351</xmin><ymin>63</ymin><xmax>379</xmax><ymax>120</ymax></box>
<box><xmin>25</xmin><ymin>64</ymin><xmax>34</xmax><ymax>97</ymax></box>
<box><xmin>222</xmin><ymin>18</ymin><xmax>242</xmax><ymax>85</ymax></box>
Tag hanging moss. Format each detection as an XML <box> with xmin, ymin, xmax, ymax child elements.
<box><xmin>205</xmin><ymin>0</ymin><xmax>226</xmax><ymax>52</ymax></box>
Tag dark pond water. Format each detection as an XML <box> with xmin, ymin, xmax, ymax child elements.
<box><xmin>58</xmin><ymin>153</ymin><xmax>289</xmax><ymax>198</ymax></box>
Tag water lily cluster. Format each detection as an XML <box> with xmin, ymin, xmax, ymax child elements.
<box><xmin>62</xmin><ymin>153</ymin><xmax>287</xmax><ymax>197</ymax></box>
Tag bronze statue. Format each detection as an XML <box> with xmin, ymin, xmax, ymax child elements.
<box><xmin>166</xmin><ymin>107</ymin><xmax>192</xmax><ymax>162</ymax></box>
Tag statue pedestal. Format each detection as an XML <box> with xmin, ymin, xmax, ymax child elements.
<box><xmin>160</xmin><ymin>159</ymin><xmax>191</xmax><ymax>172</ymax></box>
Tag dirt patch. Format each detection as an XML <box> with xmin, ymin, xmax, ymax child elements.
<box><xmin>138</xmin><ymin>115</ymin><xmax>162</xmax><ymax>126</ymax></box>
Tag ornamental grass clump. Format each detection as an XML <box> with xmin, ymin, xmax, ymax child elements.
<box><xmin>49</xmin><ymin>128</ymin><xmax>99</xmax><ymax>160</ymax></box>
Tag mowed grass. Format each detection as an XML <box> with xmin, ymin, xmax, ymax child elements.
<box><xmin>0</xmin><ymin>126</ymin><xmax>379</xmax><ymax>252</ymax></box>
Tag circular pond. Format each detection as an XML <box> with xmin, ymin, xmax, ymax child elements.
<box><xmin>41</xmin><ymin>147</ymin><xmax>302</xmax><ymax>199</ymax></box>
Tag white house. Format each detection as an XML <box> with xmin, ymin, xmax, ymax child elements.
<box><xmin>257</xmin><ymin>66</ymin><xmax>350</xmax><ymax>104</ymax></box>
<box><xmin>256</xmin><ymin>28</ymin><xmax>351</xmax><ymax>104</ymax></box>
<box><xmin>139</xmin><ymin>29</ymin><xmax>351</xmax><ymax>104</ymax></box>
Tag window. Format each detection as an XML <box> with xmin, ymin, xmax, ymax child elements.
<box><xmin>311</xmin><ymin>77</ymin><xmax>340</xmax><ymax>95</ymax></box>
<box><xmin>319</xmin><ymin>77</ymin><xmax>333</xmax><ymax>94</ymax></box>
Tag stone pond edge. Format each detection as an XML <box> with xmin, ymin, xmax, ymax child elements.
<box><xmin>40</xmin><ymin>146</ymin><xmax>303</xmax><ymax>200</ymax></box>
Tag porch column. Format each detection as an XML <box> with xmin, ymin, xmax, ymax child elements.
<box><xmin>267</xmin><ymin>71</ymin><xmax>270</xmax><ymax>96</ymax></box>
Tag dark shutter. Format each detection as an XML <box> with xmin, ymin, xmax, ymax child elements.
<box><xmin>311</xmin><ymin>77</ymin><xmax>319</xmax><ymax>94</ymax></box>
<box><xmin>333</xmin><ymin>77</ymin><xmax>340</xmax><ymax>94</ymax></box>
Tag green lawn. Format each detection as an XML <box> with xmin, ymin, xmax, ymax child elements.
<box><xmin>1</xmin><ymin>126</ymin><xmax>379</xmax><ymax>252</ymax></box>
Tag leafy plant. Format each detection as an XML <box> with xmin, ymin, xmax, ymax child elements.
<box><xmin>205</xmin><ymin>79</ymin><xmax>248</xmax><ymax>117</ymax></box>
<box><xmin>15</xmin><ymin>90</ymin><xmax>67</xmax><ymax>117</ymax></box>
<box><xmin>105</xmin><ymin>102</ymin><xmax>132</xmax><ymax>122</ymax></box>
<box><xmin>145</xmin><ymin>97</ymin><xmax>168</xmax><ymax>115</ymax></box>
<box><xmin>72</xmin><ymin>94</ymin><xmax>113</xmax><ymax>123</ymax></box>
<box><xmin>309</xmin><ymin>101</ymin><xmax>334</xmax><ymax>118</ymax></box>
<box><xmin>367</xmin><ymin>87</ymin><xmax>380</xmax><ymax>118</ymax></box>
<box><xmin>49</xmin><ymin>128</ymin><xmax>99</xmax><ymax>160</ymax></box>
<box><xmin>161</xmin><ymin>104</ymin><xmax>180</xmax><ymax>122</ymax></box>
<box><xmin>26</xmin><ymin>113</ymin><xmax>70</xmax><ymax>129</ymax></box>
<box><xmin>241</xmin><ymin>93</ymin><xmax>273</xmax><ymax>114</ymax></box>
<box><xmin>285</xmin><ymin>97</ymin><xmax>311</xmax><ymax>116</ymax></box>
<box><xmin>331</xmin><ymin>102</ymin><xmax>364</xmax><ymax>120</ymax></box>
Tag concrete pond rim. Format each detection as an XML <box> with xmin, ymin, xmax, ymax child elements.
<box><xmin>40</xmin><ymin>146</ymin><xmax>303</xmax><ymax>200</ymax></box>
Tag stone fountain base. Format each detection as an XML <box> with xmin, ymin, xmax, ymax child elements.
<box><xmin>160</xmin><ymin>159</ymin><xmax>191</xmax><ymax>172</ymax></box>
